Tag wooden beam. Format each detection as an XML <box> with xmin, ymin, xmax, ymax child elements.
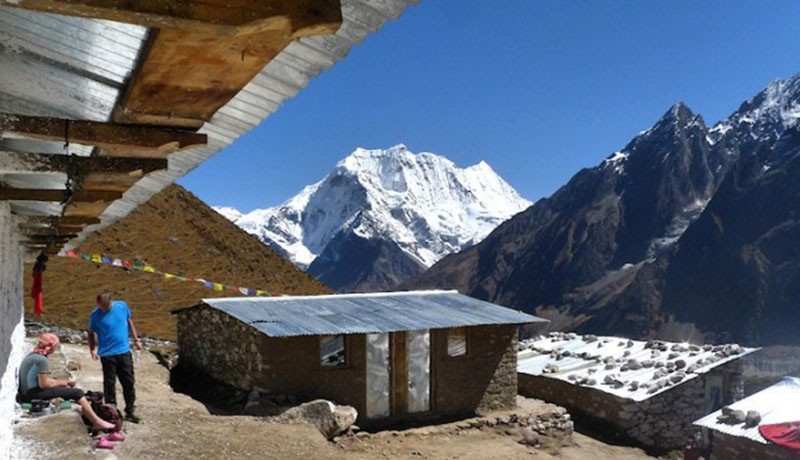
<box><xmin>20</xmin><ymin>225</ymin><xmax>85</xmax><ymax>235</ymax></box>
<box><xmin>0</xmin><ymin>113</ymin><xmax>206</xmax><ymax>156</ymax></box>
<box><xmin>62</xmin><ymin>201</ymin><xmax>111</xmax><ymax>217</ymax></box>
<box><xmin>110</xmin><ymin>0</ymin><xmax>341</xmax><ymax>126</ymax></box>
<box><xmin>26</xmin><ymin>234</ymin><xmax>78</xmax><ymax>242</ymax></box>
<box><xmin>29</xmin><ymin>215</ymin><xmax>101</xmax><ymax>226</ymax></box>
<box><xmin>0</xmin><ymin>0</ymin><xmax>342</xmax><ymax>38</ymax></box>
<box><xmin>0</xmin><ymin>188</ymin><xmax>122</xmax><ymax>202</ymax></box>
<box><xmin>0</xmin><ymin>152</ymin><xmax>168</xmax><ymax>175</ymax></box>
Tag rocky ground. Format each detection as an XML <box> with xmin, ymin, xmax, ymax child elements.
<box><xmin>12</xmin><ymin>339</ymin><xmax>656</xmax><ymax>459</ymax></box>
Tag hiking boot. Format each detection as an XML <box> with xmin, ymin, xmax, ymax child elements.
<box><xmin>124</xmin><ymin>413</ymin><xmax>142</xmax><ymax>424</ymax></box>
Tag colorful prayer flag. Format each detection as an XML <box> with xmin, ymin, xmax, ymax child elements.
<box><xmin>90</xmin><ymin>254</ymin><xmax>102</xmax><ymax>263</ymax></box>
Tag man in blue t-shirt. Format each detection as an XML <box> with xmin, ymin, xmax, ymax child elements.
<box><xmin>87</xmin><ymin>293</ymin><xmax>143</xmax><ymax>423</ymax></box>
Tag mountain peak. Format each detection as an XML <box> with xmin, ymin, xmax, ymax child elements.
<box><xmin>708</xmin><ymin>73</ymin><xmax>800</xmax><ymax>149</ymax></box>
<box><xmin>220</xmin><ymin>146</ymin><xmax>531</xmax><ymax>290</ymax></box>
<box><xmin>661</xmin><ymin>101</ymin><xmax>696</xmax><ymax>124</ymax></box>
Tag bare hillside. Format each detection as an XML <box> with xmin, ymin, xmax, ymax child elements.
<box><xmin>23</xmin><ymin>185</ymin><xmax>330</xmax><ymax>339</ymax></box>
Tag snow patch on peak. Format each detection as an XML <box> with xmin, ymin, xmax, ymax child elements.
<box><xmin>603</xmin><ymin>151</ymin><xmax>629</xmax><ymax>174</ymax></box>
<box><xmin>647</xmin><ymin>198</ymin><xmax>709</xmax><ymax>258</ymax></box>
<box><xmin>710</xmin><ymin>74</ymin><xmax>800</xmax><ymax>145</ymax></box>
<box><xmin>213</xmin><ymin>206</ymin><xmax>243</xmax><ymax>222</ymax></box>
<box><xmin>221</xmin><ymin>146</ymin><xmax>532</xmax><ymax>269</ymax></box>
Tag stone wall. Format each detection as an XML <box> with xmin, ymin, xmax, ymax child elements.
<box><xmin>176</xmin><ymin>305</ymin><xmax>367</xmax><ymax>414</ymax></box>
<box><xmin>519</xmin><ymin>360</ymin><xmax>745</xmax><ymax>451</ymax></box>
<box><xmin>178</xmin><ymin>307</ymin><xmax>520</xmax><ymax>421</ymax></box>
<box><xmin>432</xmin><ymin>325</ymin><xmax>518</xmax><ymax>416</ymax></box>
<box><xmin>0</xmin><ymin>202</ymin><xmax>24</xmax><ymax>459</ymax></box>
<box><xmin>711</xmin><ymin>432</ymin><xmax>794</xmax><ymax>460</ymax></box>
<box><xmin>176</xmin><ymin>304</ymin><xmax>263</xmax><ymax>389</ymax></box>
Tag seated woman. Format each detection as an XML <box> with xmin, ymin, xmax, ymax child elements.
<box><xmin>18</xmin><ymin>333</ymin><xmax>116</xmax><ymax>432</ymax></box>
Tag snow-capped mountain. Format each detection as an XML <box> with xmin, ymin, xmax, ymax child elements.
<box><xmin>215</xmin><ymin>145</ymin><xmax>531</xmax><ymax>292</ymax></box>
<box><xmin>408</xmin><ymin>72</ymin><xmax>800</xmax><ymax>345</ymax></box>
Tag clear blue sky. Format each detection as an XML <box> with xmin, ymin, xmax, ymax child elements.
<box><xmin>179</xmin><ymin>0</ymin><xmax>800</xmax><ymax>212</ymax></box>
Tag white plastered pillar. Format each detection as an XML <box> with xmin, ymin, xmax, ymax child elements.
<box><xmin>0</xmin><ymin>201</ymin><xmax>25</xmax><ymax>459</ymax></box>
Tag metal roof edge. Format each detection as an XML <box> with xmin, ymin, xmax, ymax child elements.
<box><xmin>200</xmin><ymin>289</ymin><xmax>460</xmax><ymax>303</ymax></box>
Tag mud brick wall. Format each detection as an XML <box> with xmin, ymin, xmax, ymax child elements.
<box><xmin>433</xmin><ymin>325</ymin><xmax>518</xmax><ymax>416</ymax></box>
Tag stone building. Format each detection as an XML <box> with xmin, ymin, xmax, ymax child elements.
<box><xmin>694</xmin><ymin>376</ymin><xmax>800</xmax><ymax>460</ymax></box>
<box><xmin>517</xmin><ymin>332</ymin><xmax>756</xmax><ymax>451</ymax></box>
<box><xmin>173</xmin><ymin>290</ymin><xmax>545</xmax><ymax>425</ymax></box>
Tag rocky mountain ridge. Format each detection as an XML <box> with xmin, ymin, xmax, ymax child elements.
<box><xmin>407</xmin><ymin>73</ymin><xmax>800</xmax><ymax>346</ymax></box>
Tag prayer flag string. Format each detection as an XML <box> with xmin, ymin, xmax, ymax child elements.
<box><xmin>60</xmin><ymin>250</ymin><xmax>272</xmax><ymax>297</ymax></box>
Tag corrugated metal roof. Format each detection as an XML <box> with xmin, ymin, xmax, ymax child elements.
<box><xmin>0</xmin><ymin>0</ymin><xmax>419</xmax><ymax>250</ymax></box>
<box><xmin>179</xmin><ymin>290</ymin><xmax>546</xmax><ymax>337</ymax></box>
<box><xmin>694</xmin><ymin>377</ymin><xmax>800</xmax><ymax>443</ymax></box>
<box><xmin>517</xmin><ymin>332</ymin><xmax>757</xmax><ymax>402</ymax></box>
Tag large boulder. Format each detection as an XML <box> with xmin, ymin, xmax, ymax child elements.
<box><xmin>276</xmin><ymin>400</ymin><xmax>357</xmax><ymax>440</ymax></box>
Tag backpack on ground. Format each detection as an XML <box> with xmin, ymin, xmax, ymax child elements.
<box><xmin>81</xmin><ymin>390</ymin><xmax>123</xmax><ymax>433</ymax></box>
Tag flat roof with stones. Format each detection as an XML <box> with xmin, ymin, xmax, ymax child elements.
<box><xmin>518</xmin><ymin>332</ymin><xmax>757</xmax><ymax>402</ymax></box>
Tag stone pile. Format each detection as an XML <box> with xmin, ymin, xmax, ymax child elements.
<box><xmin>451</xmin><ymin>406</ymin><xmax>574</xmax><ymax>442</ymax></box>
<box><xmin>25</xmin><ymin>321</ymin><xmax>172</xmax><ymax>349</ymax></box>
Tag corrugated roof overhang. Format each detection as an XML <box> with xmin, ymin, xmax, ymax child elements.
<box><xmin>0</xmin><ymin>0</ymin><xmax>418</xmax><ymax>255</ymax></box>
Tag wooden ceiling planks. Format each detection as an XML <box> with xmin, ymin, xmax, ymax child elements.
<box><xmin>115</xmin><ymin>0</ymin><xmax>342</xmax><ymax>126</ymax></box>
<box><xmin>0</xmin><ymin>0</ymin><xmax>343</xmax><ymax>253</ymax></box>
<box><xmin>0</xmin><ymin>114</ymin><xmax>207</xmax><ymax>157</ymax></box>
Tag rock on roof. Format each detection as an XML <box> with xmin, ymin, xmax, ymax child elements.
<box><xmin>517</xmin><ymin>332</ymin><xmax>757</xmax><ymax>402</ymax></box>
<box><xmin>694</xmin><ymin>376</ymin><xmax>800</xmax><ymax>443</ymax></box>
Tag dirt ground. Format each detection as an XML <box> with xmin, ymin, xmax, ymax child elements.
<box><xmin>13</xmin><ymin>342</ymin><xmax>656</xmax><ymax>459</ymax></box>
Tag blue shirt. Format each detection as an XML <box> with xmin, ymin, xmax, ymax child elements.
<box><xmin>88</xmin><ymin>300</ymin><xmax>132</xmax><ymax>357</ymax></box>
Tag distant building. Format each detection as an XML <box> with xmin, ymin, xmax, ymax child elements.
<box><xmin>694</xmin><ymin>376</ymin><xmax>800</xmax><ymax>460</ymax></box>
<box><xmin>517</xmin><ymin>332</ymin><xmax>756</xmax><ymax>451</ymax></box>
<box><xmin>173</xmin><ymin>290</ymin><xmax>545</xmax><ymax>425</ymax></box>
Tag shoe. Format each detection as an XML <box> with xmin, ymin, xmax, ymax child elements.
<box><xmin>105</xmin><ymin>431</ymin><xmax>126</xmax><ymax>442</ymax></box>
<box><xmin>124</xmin><ymin>413</ymin><xmax>141</xmax><ymax>424</ymax></box>
<box><xmin>96</xmin><ymin>436</ymin><xmax>117</xmax><ymax>449</ymax></box>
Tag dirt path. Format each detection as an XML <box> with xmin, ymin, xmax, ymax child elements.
<box><xmin>13</xmin><ymin>342</ymin><xmax>656</xmax><ymax>459</ymax></box>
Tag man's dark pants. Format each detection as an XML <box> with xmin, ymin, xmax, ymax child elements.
<box><xmin>100</xmin><ymin>352</ymin><xmax>135</xmax><ymax>416</ymax></box>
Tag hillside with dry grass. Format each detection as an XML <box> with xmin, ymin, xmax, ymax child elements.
<box><xmin>23</xmin><ymin>185</ymin><xmax>330</xmax><ymax>339</ymax></box>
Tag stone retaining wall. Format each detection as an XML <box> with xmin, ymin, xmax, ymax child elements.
<box><xmin>711</xmin><ymin>432</ymin><xmax>793</xmax><ymax>460</ymax></box>
<box><xmin>519</xmin><ymin>360</ymin><xmax>745</xmax><ymax>451</ymax></box>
